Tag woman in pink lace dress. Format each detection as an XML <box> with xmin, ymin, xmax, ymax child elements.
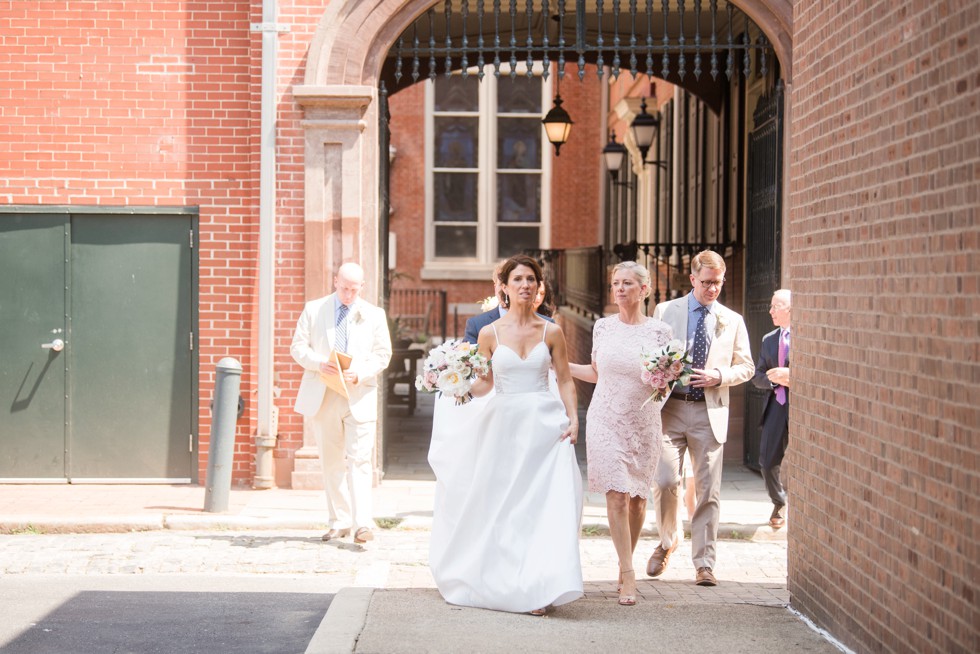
<box><xmin>569</xmin><ymin>262</ymin><xmax>672</xmax><ymax>606</ymax></box>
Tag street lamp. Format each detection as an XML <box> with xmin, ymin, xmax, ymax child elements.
<box><xmin>542</xmin><ymin>95</ymin><xmax>573</xmax><ymax>156</ymax></box>
<box><xmin>602</xmin><ymin>131</ymin><xmax>631</xmax><ymax>187</ymax></box>
<box><xmin>629</xmin><ymin>97</ymin><xmax>668</xmax><ymax>169</ymax></box>
<box><xmin>542</xmin><ymin>76</ymin><xmax>573</xmax><ymax>156</ymax></box>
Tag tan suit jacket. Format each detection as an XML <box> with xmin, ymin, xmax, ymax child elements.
<box><xmin>653</xmin><ymin>294</ymin><xmax>755</xmax><ymax>443</ymax></box>
<box><xmin>290</xmin><ymin>294</ymin><xmax>392</xmax><ymax>422</ymax></box>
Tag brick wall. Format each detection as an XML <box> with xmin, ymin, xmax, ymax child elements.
<box><xmin>550</xmin><ymin>69</ymin><xmax>602</xmax><ymax>249</ymax></box>
<box><xmin>0</xmin><ymin>0</ymin><xmax>260</xmax><ymax>484</ymax></box>
<box><xmin>788</xmin><ymin>1</ymin><xmax>979</xmax><ymax>651</ymax></box>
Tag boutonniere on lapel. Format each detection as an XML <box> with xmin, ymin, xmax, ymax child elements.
<box><xmin>350</xmin><ymin>307</ymin><xmax>365</xmax><ymax>325</ymax></box>
<box><xmin>714</xmin><ymin>313</ymin><xmax>729</xmax><ymax>337</ymax></box>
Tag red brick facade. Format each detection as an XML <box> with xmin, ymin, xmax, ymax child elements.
<box><xmin>0</xmin><ymin>1</ymin><xmax>261</xmax><ymax>484</ymax></box>
<box><xmin>787</xmin><ymin>1</ymin><xmax>979</xmax><ymax>651</ymax></box>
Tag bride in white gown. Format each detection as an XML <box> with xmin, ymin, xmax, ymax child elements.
<box><xmin>428</xmin><ymin>255</ymin><xmax>584</xmax><ymax>614</ymax></box>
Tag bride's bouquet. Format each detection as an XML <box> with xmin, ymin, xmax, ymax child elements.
<box><xmin>640</xmin><ymin>340</ymin><xmax>694</xmax><ymax>407</ymax></box>
<box><xmin>415</xmin><ymin>339</ymin><xmax>491</xmax><ymax>405</ymax></box>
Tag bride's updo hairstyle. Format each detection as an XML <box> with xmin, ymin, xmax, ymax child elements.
<box><xmin>612</xmin><ymin>261</ymin><xmax>652</xmax><ymax>299</ymax></box>
<box><xmin>498</xmin><ymin>255</ymin><xmax>544</xmax><ymax>308</ymax></box>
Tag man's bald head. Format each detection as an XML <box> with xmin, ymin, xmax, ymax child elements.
<box><xmin>335</xmin><ymin>262</ymin><xmax>365</xmax><ymax>305</ymax></box>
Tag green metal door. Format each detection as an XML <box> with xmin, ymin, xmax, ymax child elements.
<box><xmin>0</xmin><ymin>215</ymin><xmax>69</xmax><ymax>480</ymax></box>
<box><xmin>69</xmin><ymin>214</ymin><xmax>194</xmax><ymax>481</ymax></box>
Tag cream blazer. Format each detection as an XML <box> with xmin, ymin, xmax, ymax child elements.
<box><xmin>290</xmin><ymin>294</ymin><xmax>393</xmax><ymax>422</ymax></box>
<box><xmin>653</xmin><ymin>294</ymin><xmax>755</xmax><ymax>444</ymax></box>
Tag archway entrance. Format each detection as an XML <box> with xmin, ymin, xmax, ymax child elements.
<box><xmin>292</xmin><ymin>0</ymin><xmax>792</xmax><ymax>483</ymax></box>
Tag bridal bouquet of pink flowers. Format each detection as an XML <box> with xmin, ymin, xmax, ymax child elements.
<box><xmin>415</xmin><ymin>339</ymin><xmax>492</xmax><ymax>405</ymax></box>
<box><xmin>640</xmin><ymin>340</ymin><xmax>694</xmax><ymax>407</ymax></box>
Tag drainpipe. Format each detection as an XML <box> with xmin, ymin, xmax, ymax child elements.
<box><xmin>252</xmin><ymin>1</ymin><xmax>288</xmax><ymax>489</ymax></box>
<box><xmin>671</xmin><ymin>88</ymin><xmax>681</xmax><ymax>245</ymax></box>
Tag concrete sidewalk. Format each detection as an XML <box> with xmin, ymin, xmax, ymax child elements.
<box><xmin>0</xmin><ymin>462</ymin><xmax>785</xmax><ymax>541</ymax></box>
<box><xmin>313</xmin><ymin>587</ymin><xmax>838</xmax><ymax>654</ymax></box>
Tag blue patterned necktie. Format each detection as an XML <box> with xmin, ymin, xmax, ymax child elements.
<box><xmin>690</xmin><ymin>306</ymin><xmax>709</xmax><ymax>400</ymax></box>
<box><xmin>335</xmin><ymin>304</ymin><xmax>349</xmax><ymax>353</ymax></box>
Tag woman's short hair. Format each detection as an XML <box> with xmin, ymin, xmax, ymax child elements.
<box><xmin>612</xmin><ymin>261</ymin><xmax>652</xmax><ymax>298</ymax></box>
<box><xmin>498</xmin><ymin>255</ymin><xmax>544</xmax><ymax>308</ymax></box>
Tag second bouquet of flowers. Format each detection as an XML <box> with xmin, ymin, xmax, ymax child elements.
<box><xmin>640</xmin><ymin>339</ymin><xmax>694</xmax><ymax>407</ymax></box>
<box><xmin>415</xmin><ymin>339</ymin><xmax>491</xmax><ymax>405</ymax></box>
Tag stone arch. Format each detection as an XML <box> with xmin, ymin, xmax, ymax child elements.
<box><xmin>291</xmin><ymin>0</ymin><xmax>796</xmax><ymax>489</ymax></box>
<box><xmin>306</xmin><ymin>0</ymin><xmax>794</xmax><ymax>89</ymax></box>
<box><xmin>295</xmin><ymin>0</ymin><xmax>795</xmax><ymax>294</ymax></box>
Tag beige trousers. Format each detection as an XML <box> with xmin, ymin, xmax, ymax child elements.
<box><xmin>310</xmin><ymin>391</ymin><xmax>375</xmax><ymax>531</ymax></box>
<box><xmin>652</xmin><ymin>398</ymin><xmax>724</xmax><ymax>570</ymax></box>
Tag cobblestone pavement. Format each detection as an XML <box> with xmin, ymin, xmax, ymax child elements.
<box><xmin>0</xmin><ymin>529</ymin><xmax>789</xmax><ymax>606</ymax></box>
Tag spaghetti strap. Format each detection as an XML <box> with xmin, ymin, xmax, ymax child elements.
<box><xmin>541</xmin><ymin>322</ymin><xmax>549</xmax><ymax>342</ymax></box>
<box><xmin>491</xmin><ymin>323</ymin><xmax>499</xmax><ymax>347</ymax></box>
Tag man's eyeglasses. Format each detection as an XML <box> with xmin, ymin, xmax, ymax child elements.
<box><xmin>695</xmin><ymin>278</ymin><xmax>725</xmax><ymax>289</ymax></box>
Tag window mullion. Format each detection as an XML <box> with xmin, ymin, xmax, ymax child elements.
<box><xmin>482</xmin><ymin>76</ymin><xmax>496</xmax><ymax>265</ymax></box>
<box><xmin>424</xmin><ymin>79</ymin><xmax>435</xmax><ymax>263</ymax></box>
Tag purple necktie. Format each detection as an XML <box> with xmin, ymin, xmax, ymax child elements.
<box><xmin>775</xmin><ymin>329</ymin><xmax>789</xmax><ymax>405</ymax></box>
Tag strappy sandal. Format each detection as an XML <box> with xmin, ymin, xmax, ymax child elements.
<box><xmin>618</xmin><ymin>569</ymin><xmax>637</xmax><ymax>606</ymax></box>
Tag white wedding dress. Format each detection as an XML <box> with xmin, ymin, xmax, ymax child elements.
<box><xmin>428</xmin><ymin>326</ymin><xmax>584</xmax><ymax>613</ymax></box>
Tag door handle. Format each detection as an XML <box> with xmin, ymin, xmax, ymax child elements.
<box><xmin>41</xmin><ymin>338</ymin><xmax>65</xmax><ymax>352</ymax></box>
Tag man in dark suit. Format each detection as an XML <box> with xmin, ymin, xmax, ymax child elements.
<box><xmin>463</xmin><ymin>263</ymin><xmax>505</xmax><ymax>344</ymax></box>
<box><xmin>464</xmin><ymin>303</ymin><xmax>503</xmax><ymax>345</ymax></box>
<box><xmin>751</xmin><ymin>289</ymin><xmax>791</xmax><ymax>529</ymax></box>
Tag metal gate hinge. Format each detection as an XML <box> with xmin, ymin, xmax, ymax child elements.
<box><xmin>189</xmin><ymin>229</ymin><xmax>194</xmax><ymax>248</ymax></box>
<box><xmin>189</xmin><ymin>332</ymin><xmax>194</xmax><ymax>351</ymax></box>
<box><xmin>250</xmin><ymin>22</ymin><xmax>290</xmax><ymax>33</ymax></box>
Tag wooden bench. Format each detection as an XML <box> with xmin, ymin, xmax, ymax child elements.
<box><xmin>386</xmin><ymin>348</ymin><xmax>422</xmax><ymax>415</ymax></box>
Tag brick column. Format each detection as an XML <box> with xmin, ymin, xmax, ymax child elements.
<box><xmin>290</xmin><ymin>85</ymin><xmax>382</xmax><ymax>490</ymax></box>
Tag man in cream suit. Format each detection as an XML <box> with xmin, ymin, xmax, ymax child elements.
<box><xmin>646</xmin><ymin>250</ymin><xmax>754</xmax><ymax>586</ymax></box>
<box><xmin>291</xmin><ymin>262</ymin><xmax>392</xmax><ymax>544</ymax></box>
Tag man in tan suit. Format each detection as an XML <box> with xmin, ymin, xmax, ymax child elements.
<box><xmin>291</xmin><ymin>262</ymin><xmax>392</xmax><ymax>544</ymax></box>
<box><xmin>646</xmin><ymin>250</ymin><xmax>754</xmax><ymax>586</ymax></box>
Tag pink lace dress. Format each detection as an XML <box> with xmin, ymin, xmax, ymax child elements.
<box><xmin>586</xmin><ymin>315</ymin><xmax>673</xmax><ymax>498</ymax></box>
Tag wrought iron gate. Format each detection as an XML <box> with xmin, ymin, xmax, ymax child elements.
<box><xmin>382</xmin><ymin>0</ymin><xmax>773</xmax><ymax>88</ymax></box>
<box><xmin>742</xmin><ymin>80</ymin><xmax>783</xmax><ymax>470</ymax></box>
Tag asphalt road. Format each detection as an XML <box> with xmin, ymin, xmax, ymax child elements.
<box><xmin>0</xmin><ymin>575</ymin><xmax>332</xmax><ymax>654</ymax></box>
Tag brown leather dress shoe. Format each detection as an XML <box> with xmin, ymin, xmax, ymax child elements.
<box><xmin>354</xmin><ymin>527</ymin><xmax>375</xmax><ymax>543</ymax></box>
<box><xmin>645</xmin><ymin>542</ymin><xmax>678</xmax><ymax>577</ymax></box>
<box><xmin>769</xmin><ymin>505</ymin><xmax>786</xmax><ymax>529</ymax></box>
<box><xmin>321</xmin><ymin>528</ymin><xmax>351</xmax><ymax>542</ymax></box>
<box><xmin>696</xmin><ymin>567</ymin><xmax>717</xmax><ymax>586</ymax></box>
